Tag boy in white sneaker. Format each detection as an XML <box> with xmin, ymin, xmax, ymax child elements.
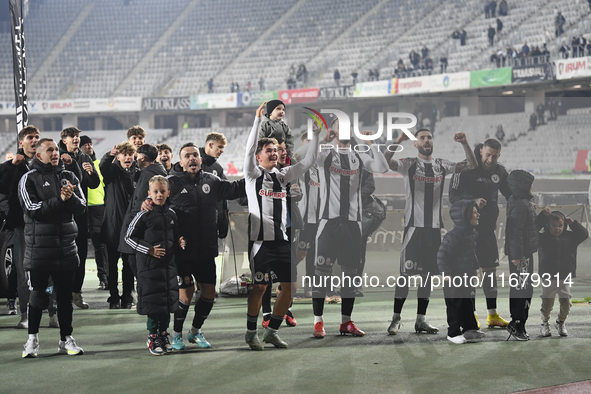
<box><xmin>125</xmin><ymin>176</ymin><xmax>185</xmax><ymax>355</ymax></box>
<box><xmin>438</xmin><ymin>200</ymin><xmax>486</xmax><ymax>344</ymax></box>
<box><xmin>536</xmin><ymin>208</ymin><xmax>588</xmax><ymax>337</ymax></box>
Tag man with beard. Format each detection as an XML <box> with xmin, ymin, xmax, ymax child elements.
<box><xmin>449</xmin><ymin>138</ymin><xmax>511</xmax><ymax>328</ymax></box>
<box><xmin>59</xmin><ymin>128</ymin><xmax>100</xmax><ymax>309</ymax></box>
<box><xmin>80</xmin><ymin>136</ymin><xmax>108</xmax><ymax>290</ymax></box>
<box><xmin>143</xmin><ymin>143</ymin><xmax>245</xmax><ymax>350</ymax></box>
<box><xmin>384</xmin><ymin>128</ymin><xmax>478</xmax><ymax>335</ymax></box>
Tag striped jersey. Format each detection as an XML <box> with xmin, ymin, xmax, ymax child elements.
<box><xmin>244</xmin><ymin>117</ymin><xmax>318</xmax><ymax>242</ymax></box>
<box><xmin>396</xmin><ymin>157</ymin><xmax>456</xmax><ymax>228</ymax></box>
<box><xmin>317</xmin><ymin>149</ymin><xmax>376</xmax><ymax>222</ymax></box>
<box><xmin>298</xmin><ymin>165</ymin><xmax>320</xmax><ymax>225</ymax></box>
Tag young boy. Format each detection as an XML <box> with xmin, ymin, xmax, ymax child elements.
<box><xmin>505</xmin><ymin>170</ymin><xmax>538</xmax><ymax>341</ymax></box>
<box><xmin>258</xmin><ymin>99</ymin><xmax>293</xmax><ymax>158</ymax></box>
<box><xmin>125</xmin><ymin>176</ymin><xmax>184</xmax><ymax>355</ymax></box>
<box><xmin>156</xmin><ymin>143</ymin><xmax>174</xmax><ymax>174</ymax></box>
<box><xmin>438</xmin><ymin>200</ymin><xmax>486</xmax><ymax>344</ymax></box>
<box><xmin>536</xmin><ymin>207</ymin><xmax>588</xmax><ymax>337</ymax></box>
<box><xmin>127</xmin><ymin>125</ymin><xmax>146</xmax><ymax>150</ymax></box>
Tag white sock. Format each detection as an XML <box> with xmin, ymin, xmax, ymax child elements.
<box><xmin>172</xmin><ymin>330</ymin><xmax>181</xmax><ymax>337</ymax></box>
<box><xmin>487</xmin><ymin>309</ymin><xmax>497</xmax><ymax>315</ymax></box>
<box><xmin>263</xmin><ymin>312</ymin><xmax>271</xmax><ymax>317</ymax></box>
<box><xmin>341</xmin><ymin>315</ymin><xmax>352</xmax><ymax>324</ymax></box>
<box><xmin>314</xmin><ymin>315</ymin><xmax>323</xmax><ymax>324</ymax></box>
<box><xmin>29</xmin><ymin>333</ymin><xmax>38</xmax><ymax>341</ymax></box>
<box><xmin>416</xmin><ymin>314</ymin><xmax>426</xmax><ymax>323</ymax></box>
<box><xmin>392</xmin><ymin>312</ymin><xmax>401</xmax><ymax>320</ymax></box>
<box><xmin>189</xmin><ymin>326</ymin><xmax>199</xmax><ymax>335</ymax></box>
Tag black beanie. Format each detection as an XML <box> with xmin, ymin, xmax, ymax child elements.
<box><xmin>265</xmin><ymin>99</ymin><xmax>285</xmax><ymax>117</ymax></box>
<box><xmin>80</xmin><ymin>135</ymin><xmax>92</xmax><ymax>146</ymax></box>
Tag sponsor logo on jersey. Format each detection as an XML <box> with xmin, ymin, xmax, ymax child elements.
<box><xmin>412</xmin><ymin>174</ymin><xmax>443</xmax><ymax>183</ymax></box>
<box><xmin>259</xmin><ymin>189</ymin><xmax>286</xmax><ymax>198</ymax></box>
<box><xmin>309</xmin><ymin>181</ymin><xmax>320</xmax><ymax>187</ymax></box>
<box><xmin>329</xmin><ymin>166</ymin><xmax>359</xmax><ymax>176</ymax></box>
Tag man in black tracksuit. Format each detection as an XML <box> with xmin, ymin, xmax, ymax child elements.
<box><xmin>100</xmin><ymin>142</ymin><xmax>138</xmax><ymax>309</ymax></box>
<box><xmin>0</xmin><ymin>126</ymin><xmax>40</xmax><ymax>328</ymax></box>
<box><xmin>155</xmin><ymin>142</ymin><xmax>245</xmax><ymax>350</ymax></box>
<box><xmin>59</xmin><ymin>127</ymin><xmax>100</xmax><ymax>309</ymax></box>
<box><xmin>19</xmin><ymin>138</ymin><xmax>86</xmax><ymax>357</ymax></box>
<box><xmin>505</xmin><ymin>169</ymin><xmax>538</xmax><ymax>341</ymax></box>
<box><xmin>449</xmin><ymin>138</ymin><xmax>511</xmax><ymax>328</ymax></box>
<box><xmin>117</xmin><ymin>144</ymin><xmax>166</xmax><ymax>308</ymax></box>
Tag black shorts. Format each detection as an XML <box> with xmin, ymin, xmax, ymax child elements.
<box><xmin>475</xmin><ymin>230</ymin><xmax>499</xmax><ymax>269</ymax></box>
<box><xmin>399</xmin><ymin>227</ymin><xmax>441</xmax><ymax>275</ymax></box>
<box><xmin>249</xmin><ymin>240</ymin><xmax>295</xmax><ymax>285</ymax></box>
<box><xmin>176</xmin><ymin>257</ymin><xmax>217</xmax><ymax>288</ymax></box>
<box><xmin>297</xmin><ymin>223</ymin><xmax>318</xmax><ymax>251</ymax></box>
<box><xmin>315</xmin><ymin>219</ymin><xmax>362</xmax><ymax>271</ymax></box>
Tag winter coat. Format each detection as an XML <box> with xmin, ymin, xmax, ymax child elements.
<box><xmin>58</xmin><ymin>140</ymin><xmax>99</xmax><ymax>200</ymax></box>
<box><xmin>0</xmin><ymin>148</ymin><xmax>35</xmax><ymax>230</ymax></box>
<box><xmin>504</xmin><ymin>170</ymin><xmax>538</xmax><ymax>260</ymax></box>
<box><xmin>18</xmin><ymin>159</ymin><xmax>86</xmax><ymax>272</ymax></box>
<box><xmin>124</xmin><ymin>205</ymin><xmax>179</xmax><ymax>315</ymax></box>
<box><xmin>437</xmin><ymin>200</ymin><xmax>479</xmax><ymax>276</ymax></box>
<box><xmin>536</xmin><ymin>212</ymin><xmax>588</xmax><ymax>278</ymax></box>
<box><xmin>199</xmin><ymin>147</ymin><xmax>230</xmax><ymax>238</ymax></box>
<box><xmin>118</xmin><ymin>162</ymin><xmax>167</xmax><ymax>254</ymax></box>
<box><xmin>167</xmin><ymin>165</ymin><xmax>245</xmax><ymax>261</ymax></box>
<box><xmin>259</xmin><ymin>116</ymin><xmax>294</xmax><ymax>157</ymax></box>
<box><xmin>449</xmin><ymin>143</ymin><xmax>511</xmax><ymax>232</ymax></box>
<box><xmin>99</xmin><ymin>151</ymin><xmax>138</xmax><ymax>246</ymax></box>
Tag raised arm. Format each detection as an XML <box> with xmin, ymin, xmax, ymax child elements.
<box><xmin>244</xmin><ymin>102</ymin><xmax>266</xmax><ymax>178</ymax></box>
<box><xmin>383</xmin><ymin>132</ymin><xmax>410</xmax><ymax>172</ymax></box>
<box><xmin>285</xmin><ymin>128</ymin><xmax>320</xmax><ymax>182</ymax></box>
<box><xmin>453</xmin><ymin>132</ymin><xmax>478</xmax><ymax>173</ymax></box>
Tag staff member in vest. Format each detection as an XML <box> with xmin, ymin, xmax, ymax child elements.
<box><xmin>80</xmin><ymin>136</ymin><xmax>108</xmax><ymax>290</ymax></box>
<box><xmin>19</xmin><ymin>138</ymin><xmax>86</xmax><ymax>357</ymax></box>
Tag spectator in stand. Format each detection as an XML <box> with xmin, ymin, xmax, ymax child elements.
<box><xmin>541</xmin><ymin>43</ymin><xmax>550</xmax><ymax>59</ymax></box>
<box><xmin>460</xmin><ymin>29</ymin><xmax>467</xmax><ymax>46</ymax></box>
<box><xmin>571</xmin><ymin>36</ymin><xmax>578</xmax><ymax>58</ymax></box>
<box><xmin>555</xmin><ymin>12</ymin><xmax>566</xmax><ymax>37</ymax></box>
<box><xmin>424</xmin><ymin>57</ymin><xmax>433</xmax><ymax>70</ymax></box>
<box><xmin>374</xmin><ymin>68</ymin><xmax>380</xmax><ymax>80</ymax></box>
<box><xmin>496</xmin><ymin>125</ymin><xmax>505</xmax><ymax>142</ymax></box>
<box><xmin>537</xmin><ymin>103</ymin><xmax>546</xmax><ymax>125</ymax></box>
<box><xmin>587</xmin><ymin>40</ymin><xmax>591</xmax><ymax>56</ymax></box>
<box><xmin>559</xmin><ymin>42</ymin><xmax>570</xmax><ymax>59</ymax></box>
<box><xmin>496</xmin><ymin>18</ymin><xmax>503</xmax><ymax>33</ymax></box>
<box><xmin>488</xmin><ymin>25</ymin><xmax>495</xmax><ymax>47</ymax></box>
<box><xmin>490</xmin><ymin>51</ymin><xmax>500</xmax><ymax>67</ymax></box>
<box><xmin>351</xmin><ymin>70</ymin><xmax>358</xmax><ymax>85</ymax></box>
<box><xmin>368</xmin><ymin>69</ymin><xmax>375</xmax><ymax>81</ymax></box>
<box><xmin>334</xmin><ymin>69</ymin><xmax>341</xmax><ymax>87</ymax></box>
<box><xmin>235</xmin><ymin>82</ymin><xmax>240</xmax><ymax>93</ymax></box>
<box><xmin>246</xmin><ymin>81</ymin><xmax>251</xmax><ymax>92</ymax></box>
<box><xmin>484</xmin><ymin>0</ymin><xmax>491</xmax><ymax>18</ymax></box>
<box><xmin>499</xmin><ymin>0</ymin><xmax>508</xmax><ymax>16</ymax></box>
<box><xmin>588</xmin><ymin>0</ymin><xmax>591</xmax><ymax>12</ymax></box>
<box><xmin>522</xmin><ymin>42</ymin><xmax>530</xmax><ymax>56</ymax></box>
<box><xmin>230</xmin><ymin>82</ymin><xmax>236</xmax><ymax>93</ymax></box>
<box><xmin>490</xmin><ymin>0</ymin><xmax>497</xmax><ymax>18</ymax></box>
<box><xmin>440</xmin><ymin>54</ymin><xmax>448</xmax><ymax>73</ymax></box>
<box><xmin>452</xmin><ymin>28</ymin><xmax>461</xmax><ymax>40</ymax></box>
<box><xmin>421</xmin><ymin>45</ymin><xmax>429</xmax><ymax>60</ymax></box>
<box><xmin>577</xmin><ymin>35</ymin><xmax>587</xmax><ymax>58</ymax></box>
<box><xmin>207</xmin><ymin>78</ymin><xmax>213</xmax><ymax>93</ymax></box>
<box><xmin>529</xmin><ymin>113</ymin><xmax>538</xmax><ymax>131</ymax></box>
<box><xmin>259</xmin><ymin>76</ymin><xmax>265</xmax><ymax>91</ymax></box>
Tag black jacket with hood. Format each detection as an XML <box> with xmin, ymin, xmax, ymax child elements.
<box><xmin>18</xmin><ymin>159</ymin><xmax>86</xmax><ymax>272</ymax></box>
<box><xmin>504</xmin><ymin>170</ymin><xmax>539</xmax><ymax>261</ymax></box>
<box><xmin>0</xmin><ymin>148</ymin><xmax>35</xmax><ymax>230</ymax></box>
<box><xmin>437</xmin><ymin>199</ymin><xmax>479</xmax><ymax>276</ymax></box>
<box><xmin>167</xmin><ymin>163</ymin><xmax>245</xmax><ymax>261</ymax></box>
<box><xmin>124</xmin><ymin>204</ymin><xmax>179</xmax><ymax>315</ymax></box>
<box><xmin>99</xmin><ymin>151</ymin><xmax>138</xmax><ymax>246</ymax></box>
<box><xmin>58</xmin><ymin>140</ymin><xmax>100</xmax><ymax>199</ymax></box>
<box><xmin>199</xmin><ymin>147</ymin><xmax>230</xmax><ymax>238</ymax></box>
<box><xmin>536</xmin><ymin>211</ymin><xmax>588</xmax><ymax>278</ymax></box>
<box><xmin>449</xmin><ymin>143</ymin><xmax>511</xmax><ymax>233</ymax></box>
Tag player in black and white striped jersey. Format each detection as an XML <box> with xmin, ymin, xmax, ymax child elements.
<box><xmin>244</xmin><ymin>102</ymin><xmax>320</xmax><ymax>350</ymax></box>
<box><xmin>299</xmin><ymin>117</ymin><xmax>389</xmax><ymax>339</ymax></box>
<box><xmin>384</xmin><ymin>128</ymin><xmax>478</xmax><ymax>335</ymax></box>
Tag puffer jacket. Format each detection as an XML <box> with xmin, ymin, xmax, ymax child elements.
<box><xmin>99</xmin><ymin>151</ymin><xmax>138</xmax><ymax>246</ymax></box>
<box><xmin>0</xmin><ymin>148</ymin><xmax>34</xmax><ymax>230</ymax></box>
<box><xmin>58</xmin><ymin>140</ymin><xmax>100</xmax><ymax>199</ymax></box>
<box><xmin>124</xmin><ymin>205</ymin><xmax>179</xmax><ymax>315</ymax></box>
<box><xmin>118</xmin><ymin>162</ymin><xmax>167</xmax><ymax>254</ymax></box>
<box><xmin>437</xmin><ymin>199</ymin><xmax>479</xmax><ymax>276</ymax></box>
<box><xmin>259</xmin><ymin>116</ymin><xmax>294</xmax><ymax>156</ymax></box>
<box><xmin>167</xmin><ymin>165</ymin><xmax>245</xmax><ymax>261</ymax></box>
<box><xmin>199</xmin><ymin>147</ymin><xmax>230</xmax><ymax>238</ymax></box>
<box><xmin>18</xmin><ymin>159</ymin><xmax>86</xmax><ymax>272</ymax></box>
<box><xmin>449</xmin><ymin>143</ymin><xmax>511</xmax><ymax>232</ymax></box>
<box><xmin>536</xmin><ymin>211</ymin><xmax>588</xmax><ymax>278</ymax></box>
<box><xmin>504</xmin><ymin>170</ymin><xmax>538</xmax><ymax>260</ymax></box>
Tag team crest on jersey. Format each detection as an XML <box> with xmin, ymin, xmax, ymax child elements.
<box><xmin>212</xmin><ymin>170</ymin><xmax>218</xmax><ymax>176</ymax></box>
<box><xmin>317</xmin><ymin>256</ymin><xmax>325</xmax><ymax>265</ymax></box>
<box><xmin>255</xmin><ymin>271</ymin><xmax>265</xmax><ymax>282</ymax></box>
<box><xmin>491</xmin><ymin>174</ymin><xmax>500</xmax><ymax>184</ymax></box>
<box><xmin>202</xmin><ymin>184</ymin><xmax>210</xmax><ymax>194</ymax></box>
<box><xmin>298</xmin><ymin>241</ymin><xmax>307</xmax><ymax>249</ymax></box>
<box><xmin>404</xmin><ymin>260</ymin><xmax>415</xmax><ymax>270</ymax></box>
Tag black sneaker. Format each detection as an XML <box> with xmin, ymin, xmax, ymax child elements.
<box><xmin>159</xmin><ymin>331</ymin><xmax>174</xmax><ymax>353</ymax></box>
<box><xmin>107</xmin><ymin>296</ymin><xmax>121</xmax><ymax>309</ymax></box>
<box><xmin>7</xmin><ymin>299</ymin><xmax>17</xmax><ymax>315</ymax></box>
<box><xmin>98</xmin><ymin>280</ymin><xmax>109</xmax><ymax>291</ymax></box>
<box><xmin>506</xmin><ymin>321</ymin><xmax>528</xmax><ymax>341</ymax></box>
<box><xmin>121</xmin><ymin>295</ymin><xmax>134</xmax><ymax>309</ymax></box>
